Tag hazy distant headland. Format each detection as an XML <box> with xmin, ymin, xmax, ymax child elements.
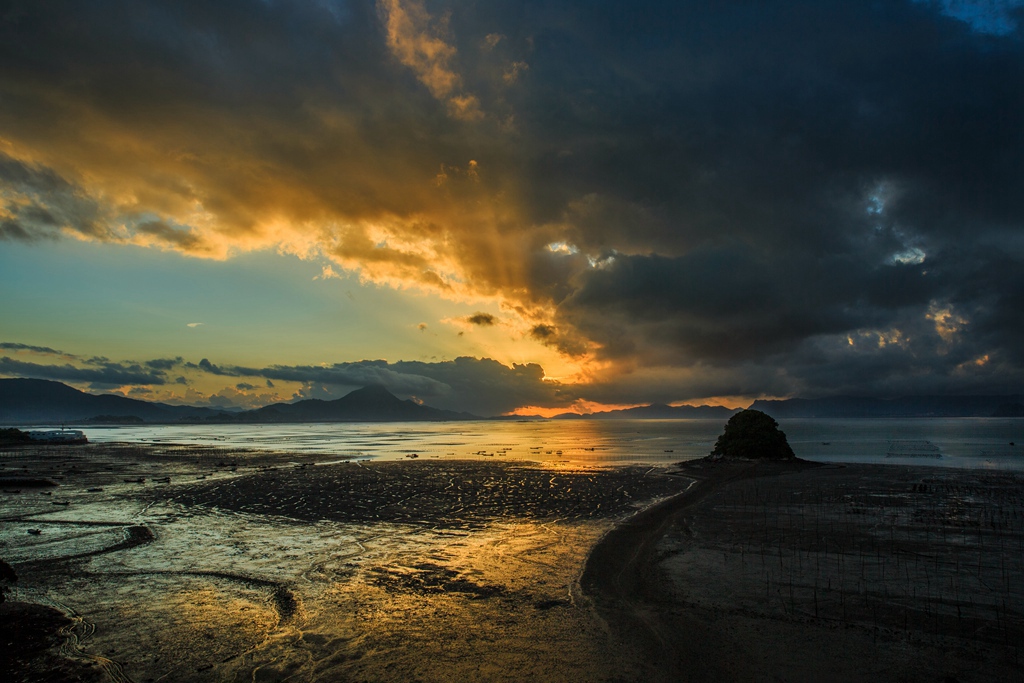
<box><xmin>751</xmin><ymin>395</ymin><xmax>1024</xmax><ymax>418</ymax></box>
<box><xmin>0</xmin><ymin>378</ymin><xmax>477</xmax><ymax>425</ymax></box>
<box><xmin>0</xmin><ymin>378</ymin><xmax>1021</xmax><ymax>425</ymax></box>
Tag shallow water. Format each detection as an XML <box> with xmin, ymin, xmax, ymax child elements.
<box><xmin>781</xmin><ymin>418</ymin><xmax>1024</xmax><ymax>469</ymax></box>
<box><xmin>75</xmin><ymin>418</ymin><xmax>1024</xmax><ymax>469</ymax></box>
<box><xmin>1</xmin><ymin>445</ymin><xmax>678</xmax><ymax>682</ymax></box>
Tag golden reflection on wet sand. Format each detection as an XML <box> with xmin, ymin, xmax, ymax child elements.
<box><xmin>2</xmin><ymin>443</ymin><xmax>687</xmax><ymax>682</ymax></box>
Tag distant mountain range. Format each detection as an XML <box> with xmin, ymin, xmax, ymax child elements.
<box><xmin>0</xmin><ymin>378</ymin><xmax>226</xmax><ymax>423</ymax></box>
<box><xmin>750</xmin><ymin>395</ymin><xmax>1024</xmax><ymax>418</ymax></box>
<box><xmin>1</xmin><ymin>378</ymin><xmax>1022</xmax><ymax>424</ymax></box>
<box><xmin>0</xmin><ymin>378</ymin><xmax>476</xmax><ymax>424</ymax></box>
<box><xmin>208</xmin><ymin>384</ymin><xmax>477</xmax><ymax>423</ymax></box>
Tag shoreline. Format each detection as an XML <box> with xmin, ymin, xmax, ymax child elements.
<box><xmin>581</xmin><ymin>458</ymin><xmax>1024</xmax><ymax>682</ymax></box>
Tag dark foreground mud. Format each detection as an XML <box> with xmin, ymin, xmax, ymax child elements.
<box><xmin>0</xmin><ymin>601</ymin><xmax>102</xmax><ymax>683</ymax></box>
<box><xmin>585</xmin><ymin>459</ymin><xmax>1024</xmax><ymax>682</ymax></box>
<box><xmin>168</xmin><ymin>459</ymin><xmax>688</xmax><ymax>527</ymax></box>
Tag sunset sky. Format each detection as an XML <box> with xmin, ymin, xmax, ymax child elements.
<box><xmin>2</xmin><ymin>0</ymin><xmax>1023</xmax><ymax>415</ymax></box>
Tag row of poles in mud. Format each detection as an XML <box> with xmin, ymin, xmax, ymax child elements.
<box><xmin>713</xmin><ymin>479</ymin><xmax>1023</xmax><ymax>650</ymax></box>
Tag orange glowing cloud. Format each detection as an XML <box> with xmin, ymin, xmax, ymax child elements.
<box><xmin>378</xmin><ymin>0</ymin><xmax>484</xmax><ymax>121</ymax></box>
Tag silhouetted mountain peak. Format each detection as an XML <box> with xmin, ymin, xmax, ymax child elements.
<box><xmin>341</xmin><ymin>384</ymin><xmax>399</xmax><ymax>400</ymax></box>
<box><xmin>246</xmin><ymin>385</ymin><xmax>475</xmax><ymax>422</ymax></box>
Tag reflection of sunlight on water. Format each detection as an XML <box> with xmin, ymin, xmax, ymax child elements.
<box><xmin>81</xmin><ymin>420</ymin><xmax>719</xmax><ymax>466</ymax></box>
<box><xmin>82</xmin><ymin>503</ymin><xmax>618</xmax><ymax>681</ymax></box>
<box><xmin>3</xmin><ymin>453</ymin><xmax>669</xmax><ymax>682</ymax></box>
<box><xmin>79</xmin><ymin>418</ymin><xmax>1024</xmax><ymax>470</ymax></box>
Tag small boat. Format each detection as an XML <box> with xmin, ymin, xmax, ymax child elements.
<box><xmin>87</xmin><ymin>487</ymin><xmax>104</xmax><ymax>492</ymax></box>
<box><xmin>124</xmin><ymin>478</ymin><xmax>145</xmax><ymax>483</ymax></box>
<box><xmin>52</xmin><ymin>500</ymin><xmax>70</xmax><ymax>506</ymax></box>
<box><xmin>27</xmin><ymin>529</ymin><xmax>41</xmax><ymax>535</ymax></box>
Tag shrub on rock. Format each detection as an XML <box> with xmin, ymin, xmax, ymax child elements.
<box><xmin>710</xmin><ymin>409</ymin><xmax>795</xmax><ymax>460</ymax></box>
<box><xmin>0</xmin><ymin>428</ymin><xmax>31</xmax><ymax>444</ymax></box>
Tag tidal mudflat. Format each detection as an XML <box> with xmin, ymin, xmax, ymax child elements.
<box><xmin>3</xmin><ymin>443</ymin><xmax>1023</xmax><ymax>682</ymax></box>
<box><xmin>1</xmin><ymin>442</ymin><xmax>687</xmax><ymax>682</ymax></box>
<box><xmin>585</xmin><ymin>459</ymin><xmax>1024</xmax><ymax>682</ymax></box>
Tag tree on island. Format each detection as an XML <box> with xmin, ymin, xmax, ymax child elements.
<box><xmin>710</xmin><ymin>409</ymin><xmax>795</xmax><ymax>460</ymax></box>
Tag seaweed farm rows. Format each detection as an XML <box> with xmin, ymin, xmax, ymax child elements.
<box><xmin>661</xmin><ymin>466</ymin><xmax>1024</xmax><ymax>650</ymax></box>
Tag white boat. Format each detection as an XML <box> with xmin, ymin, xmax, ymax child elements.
<box><xmin>25</xmin><ymin>429</ymin><xmax>88</xmax><ymax>444</ymax></box>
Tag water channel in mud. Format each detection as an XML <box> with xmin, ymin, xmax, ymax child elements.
<box><xmin>1</xmin><ymin>439</ymin><xmax>689</xmax><ymax>682</ymax></box>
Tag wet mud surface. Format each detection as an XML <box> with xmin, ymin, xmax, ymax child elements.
<box><xmin>167</xmin><ymin>459</ymin><xmax>685</xmax><ymax>526</ymax></box>
<box><xmin>0</xmin><ymin>442</ymin><xmax>689</xmax><ymax>682</ymax></box>
<box><xmin>0</xmin><ymin>601</ymin><xmax>103</xmax><ymax>683</ymax></box>
<box><xmin>604</xmin><ymin>461</ymin><xmax>1024</xmax><ymax>682</ymax></box>
<box><xmin>7</xmin><ymin>442</ymin><xmax>1023</xmax><ymax>682</ymax></box>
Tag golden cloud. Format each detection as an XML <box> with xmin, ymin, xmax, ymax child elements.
<box><xmin>378</xmin><ymin>0</ymin><xmax>484</xmax><ymax>121</ymax></box>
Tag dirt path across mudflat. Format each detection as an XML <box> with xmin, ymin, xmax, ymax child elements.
<box><xmin>582</xmin><ymin>459</ymin><xmax>1024</xmax><ymax>682</ymax></box>
<box><xmin>581</xmin><ymin>459</ymin><xmax>808</xmax><ymax>681</ymax></box>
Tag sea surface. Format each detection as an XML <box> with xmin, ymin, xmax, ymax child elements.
<box><xmin>77</xmin><ymin>418</ymin><xmax>1024</xmax><ymax>470</ymax></box>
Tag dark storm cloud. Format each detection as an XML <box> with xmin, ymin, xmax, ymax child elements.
<box><xmin>560</xmin><ymin>247</ymin><xmax>936</xmax><ymax>362</ymax></box>
<box><xmin>496</xmin><ymin>1</ymin><xmax>1024</xmax><ymax>244</ymax></box>
<box><xmin>0</xmin><ymin>152</ymin><xmax>112</xmax><ymax>242</ymax></box>
<box><xmin>530</xmin><ymin>324</ymin><xmax>555</xmax><ymax>340</ymax></box>
<box><xmin>504</xmin><ymin>0</ymin><xmax>1024</xmax><ymax>397</ymax></box>
<box><xmin>191</xmin><ymin>358</ymin><xmax>450</xmax><ymax>396</ymax></box>
<box><xmin>465</xmin><ymin>312</ymin><xmax>496</xmax><ymax>326</ymax></box>
<box><xmin>0</xmin><ymin>357</ymin><xmax>168</xmax><ymax>386</ymax></box>
<box><xmin>389</xmin><ymin>357</ymin><xmax>571</xmax><ymax>414</ymax></box>
<box><xmin>134</xmin><ymin>221</ymin><xmax>205</xmax><ymax>251</ymax></box>
<box><xmin>2</xmin><ymin>1</ymin><xmax>1023</xmax><ymax>401</ymax></box>
<box><xmin>145</xmin><ymin>357</ymin><xmax>184</xmax><ymax>370</ymax></box>
<box><xmin>190</xmin><ymin>356</ymin><xmax>569</xmax><ymax>415</ymax></box>
<box><xmin>0</xmin><ymin>342</ymin><xmax>67</xmax><ymax>355</ymax></box>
